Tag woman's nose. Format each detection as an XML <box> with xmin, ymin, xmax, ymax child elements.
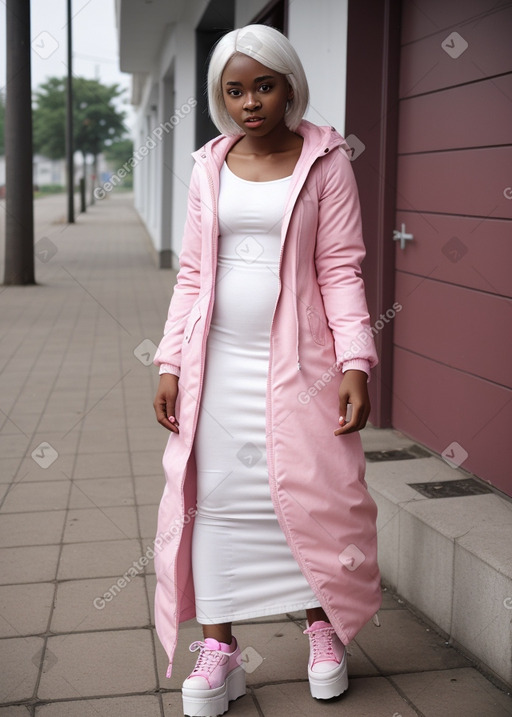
<box><xmin>243</xmin><ymin>94</ymin><xmax>261</xmax><ymax>110</ymax></box>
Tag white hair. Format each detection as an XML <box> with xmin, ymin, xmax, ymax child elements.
<box><xmin>207</xmin><ymin>24</ymin><xmax>309</xmax><ymax>136</ymax></box>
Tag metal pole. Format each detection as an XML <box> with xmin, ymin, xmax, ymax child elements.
<box><xmin>3</xmin><ymin>0</ymin><xmax>35</xmax><ymax>285</ymax></box>
<box><xmin>66</xmin><ymin>0</ymin><xmax>74</xmax><ymax>223</ymax></box>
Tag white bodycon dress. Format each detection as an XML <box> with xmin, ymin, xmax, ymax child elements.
<box><xmin>192</xmin><ymin>161</ymin><xmax>321</xmax><ymax>624</ymax></box>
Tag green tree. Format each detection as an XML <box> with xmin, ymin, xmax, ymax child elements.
<box><xmin>33</xmin><ymin>76</ymin><xmax>127</xmax><ymax>199</ymax></box>
<box><xmin>104</xmin><ymin>138</ymin><xmax>134</xmax><ymax>189</ymax></box>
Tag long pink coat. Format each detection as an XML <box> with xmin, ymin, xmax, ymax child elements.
<box><xmin>153</xmin><ymin>119</ymin><xmax>380</xmax><ymax>679</ymax></box>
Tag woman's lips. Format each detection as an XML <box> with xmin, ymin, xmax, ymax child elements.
<box><xmin>244</xmin><ymin>117</ymin><xmax>264</xmax><ymax>128</ymax></box>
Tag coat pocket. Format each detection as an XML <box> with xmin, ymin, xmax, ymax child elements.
<box><xmin>306</xmin><ymin>305</ymin><xmax>326</xmax><ymax>345</ymax></box>
<box><xmin>184</xmin><ymin>305</ymin><xmax>201</xmax><ymax>343</ymax></box>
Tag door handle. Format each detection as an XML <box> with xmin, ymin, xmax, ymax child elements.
<box><xmin>393</xmin><ymin>223</ymin><xmax>414</xmax><ymax>250</ymax></box>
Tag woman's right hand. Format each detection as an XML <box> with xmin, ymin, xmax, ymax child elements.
<box><xmin>153</xmin><ymin>373</ymin><xmax>180</xmax><ymax>433</ymax></box>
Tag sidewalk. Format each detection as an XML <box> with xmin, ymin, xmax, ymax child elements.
<box><xmin>0</xmin><ymin>193</ymin><xmax>510</xmax><ymax>716</ymax></box>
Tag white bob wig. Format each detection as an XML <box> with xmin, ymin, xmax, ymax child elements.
<box><xmin>207</xmin><ymin>24</ymin><xmax>309</xmax><ymax>136</ymax></box>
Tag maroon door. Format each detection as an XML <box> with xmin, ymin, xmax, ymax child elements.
<box><xmin>392</xmin><ymin>1</ymin><xmax>512</xmax><ymax>495</ymax></box>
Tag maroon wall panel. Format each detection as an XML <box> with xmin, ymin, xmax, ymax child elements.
<box><xmin>400</xmin><ymin>5</ymin><xmax>512</xmax><ymax>98</ymax></box>
<box><xmin>392</xmin><ymin>0</ymin><xmax>512</xmax><ymax>496</ymax></box>
<box><xmin>392</xmin><ymin>348</ymin><xmax>512</xmax><ymax>495</ymax></box>
<box><xmin>396</xmin><ymin>148</ymin><xmax>512</xmax><ymax>219</ymax></box>
<box><xmin>394</xmin><ymin>212</ymin><xmax>512</xmax><ymax>298</ymax></box>
<box><xmin>398</xmin><ymin>76</ymin><xmax>512</xmax><ymax>154</ymax></box>
<box><xmin>401</xmin><ymin>0</ymin><xmax>510</xmax><ymax>43</ymax></box>
<box><xmin>394</xmin><ymin>272</ymin><xmax>512</xmax><ymax>387</ymax></box>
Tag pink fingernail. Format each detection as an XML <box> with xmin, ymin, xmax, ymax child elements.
<box><xmin>339</xmin><ymin>416</ymin><xmax>345</xmax><ymax>425</ymax></box>
<box><xmin>168</xmin><ymin>416</ymin><xmax>176</xmax><ymax>423</ymax></box>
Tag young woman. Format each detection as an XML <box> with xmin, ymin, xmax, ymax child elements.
<box><xmin>153</xmin><ymin>24</ymin><xmax>380</xmax><ymax>717</ymax></box>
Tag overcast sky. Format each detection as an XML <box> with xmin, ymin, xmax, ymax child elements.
<box><xmin>0</xmin><ymin>0</ymin><xmax>135</xmax><ymax>131</ymax></box>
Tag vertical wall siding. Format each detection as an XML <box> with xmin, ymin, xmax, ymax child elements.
<box><xmin>392</xmin><ymin>1</ymin><xmax>512</xmax><ymax>495</ymax></box>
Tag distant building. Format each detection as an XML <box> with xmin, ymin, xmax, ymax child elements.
<box><xmin>0</xmin><ymin>154</ymin><xmax>110</xmax><ymax>192</ymax></box>
<box><xmin>32</xmin><ymin>155</ymin><xmax>67</xmax><ymax>187</ymax></box>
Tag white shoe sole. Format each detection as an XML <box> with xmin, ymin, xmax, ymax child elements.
<box><xmin>182</xmin><ymin>665</ymin><xmax>246</xmax><ymax>716</ymax></box>
<box><xmin>308</xmin><ymin>656</ymin><xmax>349</xmax><ymax>700</ymax></box>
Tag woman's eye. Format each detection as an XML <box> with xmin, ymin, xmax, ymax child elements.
<box><xmin>259</xmin><ymin>84</ymin><xmax>272</xmax><ymax>92</ymax></box>
<box><xmin>227</xmin><ymin>89</ymin><xmax>242</xmax><ymax>97</ymax></box>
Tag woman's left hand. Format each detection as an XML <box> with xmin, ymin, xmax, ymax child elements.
<box><xmin>334</xmin><ymin>369</ymin><xmax>371</xmax><ymax>435</ymax></box>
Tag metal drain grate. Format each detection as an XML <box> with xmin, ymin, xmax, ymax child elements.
<box><xmin>408</xmin><ymin>478</ymin><xmax>493</xmax><ymax>499</ymax></box>
<box><xmin>364</xmin><ymin>444</ymin><xmax>432</xmax><ymax>462</ymax></box>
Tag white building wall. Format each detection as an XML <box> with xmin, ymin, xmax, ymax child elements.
<box><xmin>288</xmin><ymin>0</ymin><xmax>348</xmax><ymax>134</ymax></box>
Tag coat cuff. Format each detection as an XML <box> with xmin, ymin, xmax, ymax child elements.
<box><xmin>158</xmin><ymin>363</ymin><xmax>181</xmax><ymax>377</ymax></box>
<box><xmin>340</xmin><ymin>359</ymin><xmax>371</xmax><ymax>381</ymax></box>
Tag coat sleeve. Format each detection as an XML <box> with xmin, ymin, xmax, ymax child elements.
<box><xmin>153</xmin><ymin>163</ymin><xmax>203</xmax><ymax>376</ymax></box>
<box><xmin>314</xmin><ymin>147</ymin><xmax>379</xmax><ymax>377</ymax></box>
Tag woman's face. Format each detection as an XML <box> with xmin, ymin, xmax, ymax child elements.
<box><xmin>221</xmin><ymin>53</ymin><xmax>293</xmax><ymax>137</ymax></box>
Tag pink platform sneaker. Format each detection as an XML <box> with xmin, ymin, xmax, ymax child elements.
<box><xmin>303</xmin><ymin>620</ymin><xmax>348</xmax><ymax>699</ymax></box>
<box><xmin>181</xmin><ymin>636</ymin><xmax>246</xmax><ymax>717</ymax></box>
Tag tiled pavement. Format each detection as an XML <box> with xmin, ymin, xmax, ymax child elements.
<box><xmin>0</xmin><ymin>193</ymin><xmax>511</xmax><ymax>716</ymax></box>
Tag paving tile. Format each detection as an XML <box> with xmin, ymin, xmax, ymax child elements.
<box><xmin>51</xmin><ymin>575</ymin><xmax>150</xmax><ymax>632</ymax></box>
<box><xmin>26</xmin><ymin>431</ymin><xmax>81</xmax><ymax>456</ymax></box>
<box><xmin>38</xmin><ymin>630</ymin><xmax>156</xmax><ymax>699</ymax></box>
<box><xmin>163</xmin><ymin>690</ymin><xmax>260</xmax><ymax>716</ymax></box>
<box><xmin>0</xmin><ymin>434</ymin><xmax>32</xmax><ymax>459</ymax></box>
<box><xmin>128</xmin><ymin>427</ymin><xmax>168</xmax><ymax>453</ymax></box>
<box><xmin>0</xmin><ymin>706</ymin><xmax>31</xmax><ymax>715</ymax></box>
<box><xmin>0</xmin><ymin>636</ymin><xmax>44</xmax><ymax>703</ymax></box>
<box><xmin>146</xmin><ymin>573</ymin><xmax>156</xmax><ymax>625</ymax></box>
<box><xmin>253</xmin><ymin>677</ymin><xmax>418</xmax><ymax>716</ymax></box>
<box><xmin>68</xmin><ymin>477</ymin><xmax>135</xmax><ymax>509</ymax></box>
<box><xmin>133</xmin><ymin>473</ymin><xmax>165</xmax><ymax>505</ymax></box>
<box><xmin>77</xmin><ymin>429</ymin><xmax>130</xmax><ymax>454</ymax></box>
<box><xmin>354</xmin><ymin>609</ymin><xmax>470</xmax><ymax>675</ymax></box>
<box><xmin>345</xmin><ymin>641</ymin><xmax>380</xmax><ymax>677</ymax></box>
<box><xmin>35</xmin><ymin>695</ymin><xmax>163</xmax><ymax>717</ymax></box>
<box><xmin>38</xmin><ymin>412</ymin><xmax>89</xmax><ymax>433</ymax></box>
<box><xmin>131</xmin><ymin>450</ymin><xmax>165</xmax><ymax>477</ymax></box>
<box><xmin>380</xmin><ymin>587</ymin><xmax>406</xmax><ymax>610</ymax></box>
<box><xmin>0</xmin><ymin>582</ymin><xmax>54</xmax><ymax>637</ymax></box>
<box><xmin>0</xmin><ymin>457</ymin><xmax>23</xmax><ymax>483</ymax></box>
<box><xmin>73</xmin><ymin>452</ymin><xmax>132</xmax><ymax>480</ymax></box>
<box><xmin>0</xmin><ymin>485</ymin><xmax>9</xmax><ymax>504</ymax></box>
<box><xmin>137</xmin><ymin>504</ymin><xmax>159</xmax><ymax>539</ymax></box>
<box><xmin>58</xmin><ymin>538</ymin><xmax>143</xmax><ymax>580</ymax></box>
<box><xmin>360</xmin><ymin>426</ymin><xmax>416</xmax><ymax>452</ymax></box>
<box><xmin>63</xmin><ymin>506</ymin><xmax>139</xmax><ymax>543</ymax></box>
<box><xmin>0</xmin><ymin>511</ymin><xmax>66</xmax><ymax>547</ymax></box>
<box><xmin>13</xmin><ymin>453</ymin><xmax>75</xmax><ymax>483</ymax></box>
<box><xmin>392</xmin><ymin>667</ymin><xmax>512</xmax><ymax>717</ymax></box>
<box><xmin>0</xmin><ymin>544</ymin><xmax>60</xmax><ymax>584</ymax></box>
<box><xmin>141</xmin><ymin>536</ymin><xmax>158</xmax><ymax>568</ymax></box>
<box><xmin>0</xmin><ymin>480</ymin><xmax>70</xmax><ymax>513</ymax></box>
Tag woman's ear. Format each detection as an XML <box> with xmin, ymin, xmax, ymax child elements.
<box><xmin>287</xmin><ymin>82</ymin><xmax>294</xmax><ymax>102</ymax></box>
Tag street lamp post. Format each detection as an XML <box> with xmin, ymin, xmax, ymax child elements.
<box><xmin>3</xmin><ymin>0</ymin><xmax>35</xmax><ymax>285</ymax></box>
<box><xmin>66</xmin><ymin>0</ymin><xmax>75</xmax><ymax>223</ymax></box>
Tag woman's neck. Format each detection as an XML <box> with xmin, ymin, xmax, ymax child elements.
<box><xmin>235</xmin><ymin>122</ymin><xmax>302</xmax><ymax>156</ymax></box>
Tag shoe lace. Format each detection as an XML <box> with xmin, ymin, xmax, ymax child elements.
<box><xmin>304</xmin><ymin>626</ymin><xmax>336</xmax><ymax>661</ymax></box>
<box><xmin>189</xmin><ymin>641</ymin><xmax>223</xmax><ymax>675</ymax></box>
